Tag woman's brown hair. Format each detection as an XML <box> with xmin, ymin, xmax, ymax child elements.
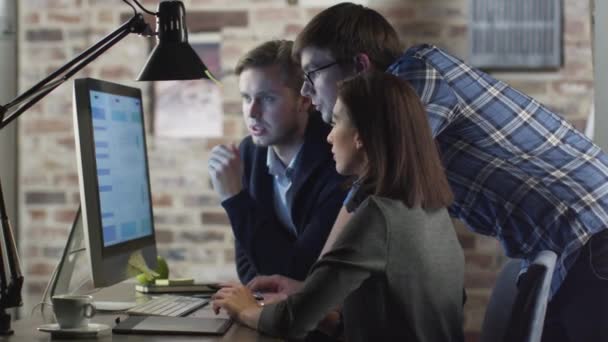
<box><xmin>338</xmin><ymin>71</ymin><xmax>453</xmax><ymax>209</ymax></box>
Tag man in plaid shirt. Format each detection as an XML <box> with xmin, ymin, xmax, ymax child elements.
<box><xmin>291</xmin><ymin>2</ymin><xmax>608</xmax><ymax>341</ymax></box>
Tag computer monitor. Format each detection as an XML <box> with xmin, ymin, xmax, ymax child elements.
<box><xmin>73</xmin><ymin>77</ymin><xmax>157</xmax><ymax>288</ymax></box>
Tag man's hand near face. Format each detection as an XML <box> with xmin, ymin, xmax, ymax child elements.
<box><xmin>208</xmin><ymin>144</ymin><xmax>243</xmax><ymax>201</ymax></box>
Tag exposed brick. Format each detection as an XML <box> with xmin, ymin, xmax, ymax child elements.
<box><xmin>190</xmin><ymin>247</ymin><xmax>218</xmax><ymax>263</ymax></box>
<box><xmin>71</xmin><ymin>192</ymin><xmax>81</xmax><ymax>204</ymax></box>
<box><xmin>155</xmin><ymin>229</ymin><xmax>174</xmax><ymax>243</ymax></box>
<box><xmin>99</xmin><ymin>65</ymin><xmax>136</xmax><ymax>80</ymax></box>
<box><xmin>252</xmin><ymin>8</ymin><xmax>301</xmax><ymax>22</ymax></box>
<box><xmin>457</xmin><ymin>232</ymin><xmax>476</xmax><ymax>250</ymax></box>
<box><xmin>397</xmin><ymin>22</ymin><xmax>442</xmax><ymax>38</ymax></box>
<box><xmin>25</xmin><ymin>192</ymin><xmax>66</xmax><ymax>205</ymax></box>
<box><xmin>552</xmin><ymin>80</ymin><xmax>593</xmax><ymax>95</ymax></box>
<box><xmin>48</xmin><ymin>12</ymin><xmax>81</xmax><ymax>24</ymax></box>
<box><xmin>305</xmin><ymin>8</ymin><xmax>324</xmax><ymax>19</ymax></box>
<box><xmin>152</xmin><ymin>193</ymin><xmax>173</xmax><ymax>207</ymax></box>
<box><xmin>166</xmin><ymin>248</ymin><xmax>187</xmax><ymax>261</ymax></box>
<box><xmin>464</xmin><ymin>253</ymin><xmax>495</xmax><ymax>270</ymax></box>
<box><xmin>284</xmin><ymin>23</ymin><xmax>303</xmax><ymax>37</ymax></box>
<box><xmin>98</xmin><ymin>10</ymin><xmax>114</xmax><ymax>24</ymax></box>
<box><xmin>23</xmin><ymin>118</ymin><xmax>72</xmax><ymax>134</ymax></box>
<box><xmin>26</xmin><ymin>29</ymin><xmax>63</xmax><ymax>42</ymax></box>
<box><xmin>26</xmin><ymin>281</ymin><xmax>47</xmax><ymax>296</ymax></box>
<box><xmin>56</xmin><ymin>136</ymin><xmax>76</xmax><ymax>150</ymax></box>
<box><xmin>43</xmin><ymin>246</ymin><xmax>64</xmax><ymax>259</ymax></box>
<box><xmin>154</xmin><ymin>213</ymin><xmax>193</xmax><ymax>225</ymax></box>
<box><xmin>183</xmin><ymin>194</ymin><xmax>220</xmax><ymax>207</ymax></box>
<box><xmin>448</xmin><ymin>24</ymin><xmax>467</xmax><ymax>38</ymax></box>
<box><xmin>180</xmin><ymin>230</ymin><xmax>225</xmax><ymax>243</ymax></box>
<box><xmin>22</xmin><ymin>175</ymin><xmax>50</xmax><ymax>186</ymax></box>
<box><xmin>415</xmin><ymin>5</ymin><xmax>464</xmax><ymax>20</ymax></box>
<box><xmin>29</xmin><ymin>209</ymin><xmax>47</xmax><ymax>221</ymax></box>
<box><xmin>28</xmin><ymin>226</ymin><xmax>70</xmax><ymax>240</ymax></box>
<box><xmin>223</xmin><ymin>118</ymin><xmax>241</xmax><ymax>137</ymax></box>
<box><xmin>187</xmin><ymin>11</ymin><xmax>249</xmax><ymax>32</ymax></box>
<box><xmin>564</xmin><ymin>19</ymin><xmax>587</xmax><ymax>37</ymax></box>
<box><xmin>28</xmin><ymin>262</ymin><xmax>56</xmax><ymax>276</ymax></box>
<box><xmin>54</xmin><ymin>209</ymin><xmax>78</xmax><ymax>224</ymax></box>
<box><xmin>201</xmin><ymin>211</ymin><xmax>230</xmax><ymax>225</ymax></box>
<box><xmin>25</xmin><ymin>13</ymin><xmax>40</xmax><ymax>25</ymax></box>
<box><xmin>223</xmin><ymin>101</ymin><xmax>242</xmax><ymax>115</ymax></box>
<box><xmin>24</xmin><ymin>0</ymin><xmax>82</xmax><ymax>9</ymax></box>
<box><xmin>26</xmin><ymin>246</ymin><xmax>41</xmax><ymax>258</ymax></box>
<box><xmin>377</xmin><ymin>7</ymin><xmax>416</xmax><ymax>23</ymax></box>
<box><xmin>224</xmin><ymin>249</ymin><xmax>235</xmax><ymax>263</ymax></box>
<box><xmin>474</xmin><ymin>235</ymin><xmax>501</xmax><ymax>254</ymax></box>
<box><xmin>25</xmin><ymin>46</ymin><xmax>67</xmax><ymax>61</ymax></box>
<box><xmin>504</xmin><ymin>80</ymin><xmax>549</xmax><ymax>96</ymax></box>
<box><xmin>465</xmin><ymin>270</ymin><xmax>499</xmax><ymax>288</ymax></box>
<box><xmin>570</xmin><ymin>119</ymin><xmax>587</xmax><ymax>133</ymax></box>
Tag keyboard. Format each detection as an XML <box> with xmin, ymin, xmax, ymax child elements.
<box><xmin>126</xmin><ymin>295</ymin><xmax>209</xmax><ymax>317</ymax></box>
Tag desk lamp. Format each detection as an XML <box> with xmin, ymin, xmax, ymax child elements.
<box><xmin>0</xmin><ymin>0</ymin><xmax>214</xmax><ymax>335</ymax></box>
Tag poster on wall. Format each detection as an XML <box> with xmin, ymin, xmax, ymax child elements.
<box><xmin>153</xmin><ymin>33</ymin><xmax>223</xmax><ymax>138</ymax></box>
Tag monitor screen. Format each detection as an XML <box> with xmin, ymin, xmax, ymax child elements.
<box><xmin>89</xmin><ymin>90</ymin><xmax>153</xmax><ymax>247</ymax></box>
<box><xmin>73</xmin><ymin>77</ymin><xmax>157</xmax><ymax>288</ymax></box>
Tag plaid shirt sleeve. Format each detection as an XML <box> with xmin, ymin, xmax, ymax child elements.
<box><xmin>388</xmin><ymin>44</ymin><xmax>608</xmax><ymax>297</ymax></box>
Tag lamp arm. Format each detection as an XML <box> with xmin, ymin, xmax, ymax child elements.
<box><xmin>0</xmin><ymin>13</ymin><xmax>152</xmax><ymax>130</ymax></box>
<box><xmin>0</xmin><ymin>179</ymin><xmax>23</xmax><ymax>309</ymax></box>
<box><xmin>0</xmin><ymin>11</ymin><xmax>153</xmax><ymax>322</ymax></box>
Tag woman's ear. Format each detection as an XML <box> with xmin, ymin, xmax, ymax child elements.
<box><xmin>353</xmin><ymin>53</ymin><xmax>372</xmax><ymax>73</ymax></box>
<box><xmin>355</xmin><ymin>133</ymin><xmax>364</xmax><ymax>150</ymax></box>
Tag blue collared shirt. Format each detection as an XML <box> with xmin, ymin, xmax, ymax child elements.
<box><xmin>267</xmin><ymin>146</ymin><xmax>302</xmax><ymax>236</ymax></box>
<box><xmin>388</xmin><ymin>44</ymin><xmax>608</xmax><ymax>297</ymax></box>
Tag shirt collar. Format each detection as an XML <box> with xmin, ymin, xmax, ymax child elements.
<box><xmin>266</xmin><ymin>145</ymin><xmax>303</xmax><ymax>179</ymax></box>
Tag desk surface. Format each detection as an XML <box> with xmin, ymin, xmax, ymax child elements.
<box><xmin>0</xmin><ymin>283</ymin><xmax>281</xmax><ymax>342</ymax></box>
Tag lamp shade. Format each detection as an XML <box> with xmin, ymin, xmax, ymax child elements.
<box><xmin>137</xmin><ymin>1</ymin><xmax>211</xmax><ymax>81</ymax></box>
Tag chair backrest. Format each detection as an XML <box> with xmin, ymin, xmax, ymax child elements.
<box><xmin>480</xmin><ymin>250</ymin><xmax>557</xmax><ymax>342</ymax></box>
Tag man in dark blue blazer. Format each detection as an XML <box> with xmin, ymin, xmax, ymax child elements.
<box><xmin>208</xmin><ymin>40</ymin><xmax>347</xmax><ymax>284</ymax></box>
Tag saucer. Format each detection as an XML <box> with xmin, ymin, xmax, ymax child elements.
<box><xmin>38</xmin><ymin>323</ymin><xmax>110</xmax><ymax>338</ymax></box>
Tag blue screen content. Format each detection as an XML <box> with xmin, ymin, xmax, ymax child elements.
<box><xmin>89</xmin><ymin>90</ymin><xmax>153</xmax><ymax>247</ymax></box>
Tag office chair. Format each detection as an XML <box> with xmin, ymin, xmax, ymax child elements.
<box><xmin>480</xmin><ymin>250</ymin><xmax>557</xmax><ymax>342</ymax></box>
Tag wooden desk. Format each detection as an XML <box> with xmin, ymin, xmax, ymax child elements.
<box><xmin>0</xmin><ymin>283</ymin><xmax>281</xmax><ymax>342</ymax></box>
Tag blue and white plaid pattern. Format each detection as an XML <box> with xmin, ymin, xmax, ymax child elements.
<box><xmin>388</xmin><ymin>44</ymin><xmax>608</xmax><ymax>297</ymax></box>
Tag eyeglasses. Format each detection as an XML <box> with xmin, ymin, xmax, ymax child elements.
<box><xmin>304</xmin><ymin>61</ymin><xmax>340</xmax><ymax>86</ymax></box>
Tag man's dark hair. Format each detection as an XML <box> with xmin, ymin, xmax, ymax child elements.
<box><xmin>294</xmin><ymin>2</ymin><xmax>403</xmax><ymax>71</ymax></box>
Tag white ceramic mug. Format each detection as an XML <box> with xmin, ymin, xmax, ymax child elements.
<box><xmin>51</xmin><ymin>294</ymin><xmax>96</xmax><ymax>329</ymax></box>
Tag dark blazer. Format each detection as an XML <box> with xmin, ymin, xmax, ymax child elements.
<box><xmin>222</xmin><ymin>113</ymin><xmax>347</xmax><ymax>283</ymax></box>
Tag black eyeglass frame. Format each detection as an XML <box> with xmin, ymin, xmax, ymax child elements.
<box><xmin>303</xmin><ymin>61</ymin><xmax>340</xmax><ymax>86</ymax></box>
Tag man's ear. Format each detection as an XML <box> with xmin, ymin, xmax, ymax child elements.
<box><xmin>353</xmin><ymin>53</ymin><xmax>372</xmax><ymax>73</ymax></box>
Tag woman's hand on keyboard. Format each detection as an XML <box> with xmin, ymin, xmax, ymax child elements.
<box><xmin>212</xmin><ymin>283</ymin><xmax>262</xmax><ymax>329</ymax></box>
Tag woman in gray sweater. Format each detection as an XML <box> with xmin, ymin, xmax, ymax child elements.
<box><xmin>213</xmin><ymin>71</ymin><xmax>465</xmax><ymax>341</ymax></box>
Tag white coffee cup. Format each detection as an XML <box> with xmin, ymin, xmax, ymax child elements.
<box><xmin>51</xmin><ymin>294</ymin><xmax>96</xmax><ymax>329</ymax></box>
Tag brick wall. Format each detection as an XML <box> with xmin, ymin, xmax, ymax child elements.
<box><xmin>17</xmin><ymin>0</ymin><xmax>593</xmax><ymax>340</ymax></box>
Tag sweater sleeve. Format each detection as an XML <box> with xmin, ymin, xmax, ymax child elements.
<box><xmin>222</xmin><ymin>177</ymin><xmax>345</xmax><ymax>282</ymax></box>
<box><xmin>257</xmin><ymin>199</ymin><xmax>387</xmax><ymax>339</ymax></box>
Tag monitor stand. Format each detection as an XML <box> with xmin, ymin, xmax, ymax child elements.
<box><xmin>39</xmin><ymin>207</ymin><xmax>136</xmax><ymax>315</ymax></box>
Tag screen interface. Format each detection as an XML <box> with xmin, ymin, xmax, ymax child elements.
<box><xmin>89</xmin><ymin>90</ymin><xmax>153</xmax><ymax>247</ymax></box>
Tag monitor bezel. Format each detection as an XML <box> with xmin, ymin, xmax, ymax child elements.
<box><xmin>73</xmin><ymin>77</ymin><xmax>157</xmax><ymax>288</ymax></box>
